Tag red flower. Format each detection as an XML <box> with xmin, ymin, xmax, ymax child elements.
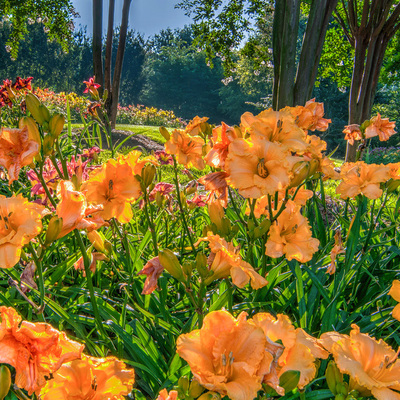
<box><xmin>83</xmin><ymin>77</ymin><xmax>101</xmax><ymax>98</ymax></box>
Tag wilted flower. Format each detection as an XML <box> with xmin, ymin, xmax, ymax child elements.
<box><xmin>198</xmin><ymin>171</ymin><xmax>229</xmax><ymax>208</ymax></box>
<box><xmin>389</xmin><ymin>280</ymin><xmax>400</xmax><ymax>321</ymax></box>
<box><xmin>56</xmin><ymin>180</ymin><xmax>107</xmax><ymax>238</ymax></box>
<box><xmin>138</xmin><ymin>256</ymin><xmax>164</xmax><ymax>294</ymax></box>
<box><xmin>38</xmin><ymin>355</ymin><xmax>135</xmax><ymax>400</ymax></box>
<box><xmin>198</xmin><ymin>233</ymin><xmax>268</xmax><ymax>289</ymax></box>
<box><xmin>265</xmin><ymin>200</ymin><xmax>319</xmax><ymax>263</ymax></box>
<box><xmin>0</xmin><ymin>194</ymin><xmax>46</xmax><ymax>268</ymax></box>
<box><xmin>336</xmin><ymin>162</ymin><xmax>390</xmax><ymax>200</ymax></box>
<box><xmin>327</xmin><ymin>230</ymin><xmax>345</xmax><ymax>275</ymax></box>
<box><xmin>165</xmin><ymin>129</ymin><xmax>205</xmax><ymax>170</ymax></box>
<box><xmin>253</xmin><ymin>313</ymin><xmax>328</xmax><ymax>395</ymax></box>
<box><xmin>0</xmin><ymin>306</ymin><xmax>84</xmax><ymax>395</ymax></box>
<box><xmin>343</xmin><ymin>124</ymin><xmax>363</xmax><ymax>145</ymax></box>
<box><xmin>365</xmin><ymin>113</ymin><xmax>396</xmax><ymax>141</ymax></box>
<box><xmin>177</xmin><ymin>310</ymin><xmax>272</xmax><ymax>400</ymax></box>
<box><xmin>225</xmin><ymin>137</ymin><xmax>293</xmax><ymax>198</ymax></box>
<box><xmin>0</xmin><ymin>126</ymin><xmax>39</xmax><ymax>183</ymax></box>
<box><xmin>320</xmin><ymin>324</ymin><xmax>400</xmax><ymax>400</ymax></box>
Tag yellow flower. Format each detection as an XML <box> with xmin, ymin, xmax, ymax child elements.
<box><xmin>336</xmin><ymin>162</ymin><xmax>390</xmax><ymax>200</ymax></box>
<box><xmin>265</xmin><ymin>200</ymin><xmax>319</xmax><ymax>263</ymax></box>
<box><xmin>320</xmin><ymin>324</ymin><xmax>400</xmax><ymax>400</ymax></box>
<box><xmin>82</xmin><ymin>154</ymin><xmax>142</xmax><ymax>223</ymax></box>
<box><xmin>225</xmin><ymin>137</ymin><xmax>293</xmax><ymax>198</ymax></box>
<box><xmin>389</xmin><ymin>280</ymin><xmax>400</xmax><ymax>321</ymax></box>
<box><xmin>165</xmin><ymin>129</ymin><xmax>205</xmax><ymax>169</ymax></box>
<box><xmin>0</xmin><ymin>126</ymin><xmax>39</xmax><ymax>183</ymax></box>
<box><xmin>38</xmin><ymin>355</ymin><xmax>135</xmax><ymax>400</ymax></box>
<box><xmin>241</xmin><ymin>109</ymin><xmax>308</xmax><ymax>152</ymax></box>
<box><xmin>365</xmin><ymin>113</ymin><xmax>396</xmax><ymax>141</ymax></box>
<box><xmin>176</xmin><ymin>310</ymin><xmax>272</xmax><ymax>400</ymax></box>
<box><xmin>0</xmin><ymin>194</ymin><xmax>45</xmax><ymax>268</ymax></box>
<box><xmin>198</xmin><ymin>233</ymin><xmax>268</xmax><ymax>289</ymax></box>
<box><xmin>253</xmin><ymin>313</ymin><xmax>328</xmax><ymax>395</ymax></box>
<box><xmin>56</xmin><ymin>180</ymin><xmax>107</xmax><ymax>238</ymax></box>
<box><xmin>0</xmin><ymin>306</ymin><xmax>84</xmax><ymax>395</ymax></box>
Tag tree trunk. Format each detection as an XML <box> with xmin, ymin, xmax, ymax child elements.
<box><xmin>104</xmin><ymin>0</ymin><xmax>115</xmax><ymax>94</ymax></box>
<box><xmin>293</xmin><ymin>0</ymin><xmax>338</xmax><ymax>105</ymax></box>
<box><xmin>92</xmin><ymin>0</ymin><xmax>103</xmax><ymax>90</ymax></box>
<box><xmin>109</xmin><ymin>0</ymin><xmax>132</xmax><ymax>128</ymax></box>
<box><xmin>272</xmin><ymin>0</ymin><xmax>300</xmax><ymax>109</ymax></box>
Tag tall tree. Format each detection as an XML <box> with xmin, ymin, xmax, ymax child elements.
<box><xmin>92</xmin><ymin>0</ymin><xmax>132</xmax><ymax>128</ymax></box>
<box><xmin>334</xmin><ymin>0</ymin><xmax>400</xmax><ymax>161</ymax></box>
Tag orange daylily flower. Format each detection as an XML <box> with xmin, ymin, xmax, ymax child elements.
<box><xmin>343</xmin><ymin>124</ymin><xmax>363</xmax><ymax>145</ymax></box>
<box><xmin>138</xmin><ymin>256</ymin><xmax>164</xmax><ymax>295</ymax></box>
<box><xmin>225</xmin><ymin>136</ymin><xmax>293</xmax><ymax>198</ymax></box>
<box><xmin>365</xmin><ymin>113</ymin><xmax>396</xmax><ymax>141</ymax></box>
<box><xmin>389</xmin><ymin>280</ymin><xmax>400</xmax><ymax>321</ymax></box>
<box><xmin>253</xmin><ymin>313</ymin><xmax>328</xmax><ymax>395</ymax></box>
<box><xmin>82</xmin><ymin>154</ymin><xmax>142</xmax><ymax>223</ymax></box>
<box><xmin>205</xmin><ymin>122</ymin><xmax>238</xmax><ymax>168</ymax></box>
<box><xmin>38</xmin><ymin>354</ymin><xmax>135</xmax><ymax>400</ymax></box>
<box><xmin>327</xmin><ymin>230</ymin><xmax>345</xmax><ymax>275</ymax></box>
<box><xmin>319</xmin><ymin>156</ymin><xmax>340</xmax><ymax>181</ymax></box>
<box><xmin>265</xmin><ymin>200</ymin><xmax>319</xmax><ymax>263</ymax></box>
<box><xmin>157</xmin><ymin>389</ymin><xmax>178</xmax><ymax>400</ymax></box>
<box><xmin>0</xmin><ymin>306</ymin><xmax>83</xmax><ymax>395</ymax></box>
<box><xmin>0</xmin><ymin>194</ymin><xmax>45</xmax><ymax>268</ymax></box>
<box><xmin>165</xmin><ymin>129</ymin><xmax>205</xmax><ymax>169</ymax></box>
<box><xmin>389</xmin><ymin>162</ymin><xmax>400</xmax><ymax>180</ymax></box>
<box><xmin>176</xmin><ymin>310</ymin><xmax>272</xmax><ymax>400</ymax></box>
<box><xmin>198</xmin><ymin>233</ymin><xmax>267</xmax><ymax>289</ymax></box>
<box><xmin>56</xmin><ymin>180</ymin><xmax>107</xmax><ymax>238</ymax></box>
<box><xmin>288</xmin><ymin>99</ymin><xmax>331</xmax><ymax>132</ymax></box>
<box><xmin>336</xmin><ymin>162</ymin><xmax>390</xmax><ymax>200</ymax></box>
<box><xmin>303</xmin><ymin>135</ymin><xmax>327</xmax><ymax>160</ymax></box>
<box><xmin>198</xmin><ymin>171</ymin><xmax>229</xmax><ymax>207</ymax></box>
<box><xmin>185</xmin><ymin>116</ymin><xmax>209</xmax><ymax>136</ymax></box>
<box><xmin>241</xmin><ymin>109</ymin><xmax>308</xmax><ymax>153</ymax></box>
<box><xmin>320</xmin><ymin>324</ymin><xmax>400</xmax><ymax>400</ymax></box>
<box><xmin>0</xmin><ymin>126</ymin><xmax>39</xmax><ymax>183</ymax></box>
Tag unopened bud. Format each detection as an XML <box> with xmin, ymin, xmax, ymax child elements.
<box><xmin>141</xmin><ymin>164</ymin><xmax>156</xmax><ymax>189</ymax></box>
<box><xmin>208</xmin><ymin>202</ymin><xmax>224</xmax><ymax>230</ymax></box>
<box><xmin>279</xmin><ymin>370</ymin><xmax>300</xmax><ymax>394</ymax></box>
<box><xmin>39</xmin><ymin>104</ymin><xmax>51</xmax><ymax>124</ymax></box>
<box><xmin>289</xmin><ymin>161</ymin><xmax>310</xmax><ymax>188</ymax></box>
<box><xmin>43</xmin><ymin>134</ymin><xmax>55</xmax><ymax>156</ymax></box>
<box><xmin>182</xmin><ymin>261</ymin><xmax>194</xmax><ymax>276</ymax></box>
<box><xmin>197</xmin><ymin>392</ymin><xmax>221</xmax><ymax>400</ymax></box>
<box><xmin>159</xmin><ymin>126</ymin><xmax>170</xmax><ymax>141</ymax></box>
<box><xmin>159</xmin><ymin>249</ymin><xmax>184</xmax><ymax>281</ymax></box>
<box><xmin>155</xmin><ymin>191</ymin><xmax>163</xmax><ymax>207</ymax></box>
<box><xmin>325</xmin><ymin>361</ymin><xmax>343</xmax><ymax>395</ymax></box>
<box><xmin>0</xmin><ymin>365</ymin><xmax>11</xmax><ymax>400</ymax></box>
<box><xmin>87</xmin><ymin>231</ymin><xmax>106</xmax><ymax>253</ymax></box>
<box><xmin>45</xmin><ymin>216</ymin><xmax>63</xmax><ymax>244</ymax></box>
<box><xmin>26</xmin><ymin>92</ymin><xmax>44</xmax><ymax>123</ymax></box>
<box><xmin>49</xmin><ymin>113</ymin><xmax>65</xmax><ymax>138</ymax></box>
<box><xmin>178</xmin><ymin>376</ymin><xmax>189</xmax><ymax>393</ymax></box>
<box><xmin>336</xmin><ymin>382</ymin><xmax>348</xmax><ymax>396</ymax></box>
<box><xmin>186</xmin><ymin>182</ymin><xmax>197</xmax><ymax>196</ymax></box>
<box><xmin>19</xmin><ymin>116</ymin><xmax>41</xmax><ymax>147</ymax></box>
<box><xmin>387</xmin><ymin>179</ymin><xmax>400</xmax><ymax>193</ymax></box>
<box><xmin>188</xmin><ymin>380</ymin><xmax>205</xmax><ymax>398</ymax></box>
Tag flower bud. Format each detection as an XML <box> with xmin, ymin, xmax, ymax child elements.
<box><xmin>0</xmin><ymin>365</ymin><xmax>11</xmax><ymax>400</ymax></box>
<box><xmin>334</xmin><ymin>395</ymin><xmax>346</xmax><ymax>400</ymax></box>
<box><xmin>178</xmin><ymin>376</ymin><xmax>189</xmax><ymax>393</ymax></box>
<box><xmin>279</xmin><ymin>370</ymin><xmax>300</xmax><ymax>394</ymax></box>
<box><xmin>155</xmin><ymin>191</ymin><xmax>163</xmax><ymax>207</ymax></box>
<box><xmin>141</xmin><ymin>164</ymin><xmax>156</xmax><ymax>189</ymax></box>
<box><xmin>336</xmin><ymin>382</ymin><xmax>348</xmax><ymax>396</ymax></box>
<box><xmin>208</xmin><ymin>202</ymin><xmax>224</xmax><ymax>230</ymax></box>
<box><xmin>26</xmin><ymin>92</ymin><xmax>45</xmax><ymax>124</ymax></box>
<box><xmin>159</xmin><ymin>249</ymin><xmax>184</xmax><ymax>281</ymax></box>
<box><xmin>188</xmin><ymin>380</ymin><xmax>205</xmax><ymax>398</ymax></box>
<box><xmin>182</xmin><ymin>261</ymin><xmax>194</xmax><ymax>276</ymax></box>
<box><xmin>159</xmin><ymin>126</ymin><xmax>170</xmax><ymax>141</ymax></box>
<box><xmin>49</xmin><ymin>113</ymin><xmax>65</xmax><ymax>138</ymax></box>
<box><xmin>197</xmin><ymin>392</ymin><xmax>221</xmax><ymax>400</ymax></box>
<box><xmin>43</xmin><ymin>134</ymin><xmax>55</xmax><ymax>156</ymax></box>
<box><xmin>45</xmin><ymin>216</ymin><xmax>63</xmax><ymax>245</ymax></box>
<box><xmin>186</xmin><ymin>181</ymin><xmax>197</xmax><ymax>196</ymax></box>
<box><xmin>39</xmin><ymin>104</ymin><xmax>51</xmax><ymax>123</ymax></box>
<box><xmin>19</xmin><ymin>116</ymin><xmax>41</xmax><ymax>147</ymax></box>
<box><xmin>87</xmin><ymin>230</ymin><xmax>106</xmax><ymax>253</ymax></box>
<box><xmin>289</xmin><ymin>161</ymin><xmax>311</xmax><ymax>188</ymax></box>
<box><xmin>387</xmin><ymin>179</ymin><xmax>400</xmax><ymax>193</ymax></box>
<box><xmin>325</xmin><ymin>360</ymin><xmax>343</xmax><ymax>395</ymax></box>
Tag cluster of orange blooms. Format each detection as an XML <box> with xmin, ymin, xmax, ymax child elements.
<box><xmin>0</xmin><ymin>306</ymin><xmax>135</xmax><ymax>398</ymax></box>
<box><xmin>177</xmin><ymin>309</ymin><xmax>400</xmax><ymax>400</ymax></box>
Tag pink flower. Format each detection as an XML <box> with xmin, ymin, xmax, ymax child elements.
<box><xmin>154</xmin><ymin>150</ymin><xmax>173</xmax><ymax>166</ymax></box>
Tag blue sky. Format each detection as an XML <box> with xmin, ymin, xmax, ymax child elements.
<box><xmin>72</xmin><ymin>0</ymin><xmax>192</xmax><ymax>38</ymax></box>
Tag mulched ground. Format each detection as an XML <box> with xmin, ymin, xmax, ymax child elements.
<box><xmin>112</xmin><ymin>129</ymin><xmax>164</xmax><ymax>153</ymax></box>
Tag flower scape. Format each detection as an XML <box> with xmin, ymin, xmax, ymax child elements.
<box><xmin>0</xmin><ymin>78</ymin><xmax>399</xmax><ymax>400</ymax></box>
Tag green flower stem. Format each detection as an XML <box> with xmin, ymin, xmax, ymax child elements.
<box><xmin>143</xmin><ymin>191</ymin><xmax>158</xmax><ymax>254</ymax></box>
<box><xmin>34</xmin><ymin>166</ymin><xmax>57</xmax><ymax>208</ymax></box>
<box><xmin>55</xmin><ymin>138</ymin><xmax>69</xmax><ymax>179</ymax></box>
<box><xmin>74</xmin><ymin>230</ymin><xmax>109</xmax><ymax>343</ymax></box>
<box><xmin>228</xmin><ymin>187</ymin><xmax>246</xmax><ymax>227</ymax></box>
<box><xmin>50</xmin><ymin>154</ymin><xmax>65</xmax><ymax>179</ymax></box>
<box><xmin>172</xmin><ymin>157</ymin><xmax>196</xmax><ymax>254</ymax></box>
<box><xmin>28</xmin><ymin>243</ymin><xmax>45</xmax><ymax>314</ymax></box>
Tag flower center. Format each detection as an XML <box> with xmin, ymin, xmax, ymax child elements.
<box><xmin>218</xmin><ymin>351</ymin><xmax>235</xmax><ymax>379</ymax></box>
<box><xmin>0</xmin><ymin>210</ymin><xmax>13</xmax><ymax>237</ymax></box>
<box><xmin>257</xmin><ymin>158</ymin><xmax>269</xmax><ymax>178</ymax></box>
<box><xmin>105</xmin><ymin>179</ymin><xmax>115</xmax><ymax>201</ymax></box>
